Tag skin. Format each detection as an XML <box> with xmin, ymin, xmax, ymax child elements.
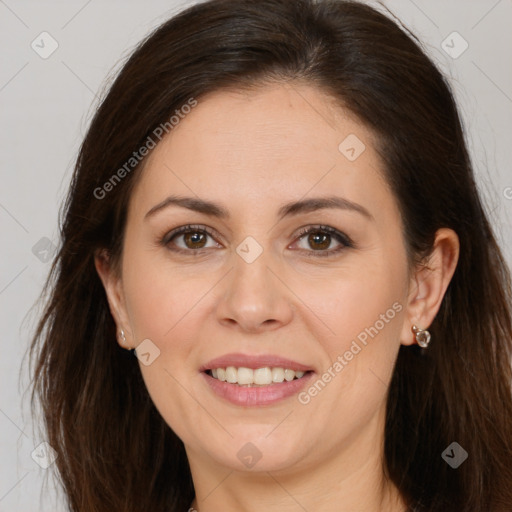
<box><xmin>96</xmin><ymin>83</ymin><xmax>459</xmax><ymax>512</ymax></box>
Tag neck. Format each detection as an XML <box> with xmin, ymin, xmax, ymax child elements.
<box><xmin>186</xmin><ymin>405</ymin><xmax>406</xmax><ymax>512</ymax></box>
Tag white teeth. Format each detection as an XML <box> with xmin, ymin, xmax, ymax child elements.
<box><xmin>237</xmin><ymin>367</ymin><xmax>254</xmax><ymax>385</ymax></box>
<box><xmin>225</xmin><ymin>366</ymin><xmax>237</xmax><ymax>383</ymax></box>
<box><xmin>272</xmin><ymin>367</ymin><xmax>285</xmax><ymax>383</ymax></box>
<box><xmin>254</xmin><ymin>367</ymin><xmax>272</xmax><ymax>385</ymax></box>
<box><xmin>284</xmin><ymin>369</ymin><xmax>295</xmax><ymax>382</ymax></box>
<box><xmin>208</xmin><ymin>366</ymin><xmax>308</xmax><ymax>386</ymax></box>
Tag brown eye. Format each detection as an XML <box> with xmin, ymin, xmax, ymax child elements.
<box><xmin>307</xmin><ymin>231</ymin><xmax>332</xmax><ymax>251</ymax></box>
<box><xmin>292</xmin><ymin>225</ymin><xmax>353</xmax><ymax>257</ymax></box>
<box><xmin>182</xmin><ymin>231</ymin><xmax>207</xmax><ymax>249</ymax></box>
<box><xmin>162</xmin><ymin>224</ymin><xmax>221</xmax><ymax>253</ymax></box>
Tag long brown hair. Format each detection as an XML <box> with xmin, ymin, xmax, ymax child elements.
<box><xmin>29</xmin><ymin>0</ymin><xmax>512</xmax><ymax>510</ymax></box>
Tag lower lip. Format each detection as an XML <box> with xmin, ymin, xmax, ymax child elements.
<box><xmin>201</xmin><ymin>371</ymin><xmax>315</xmax><ymax>406</ymax></box>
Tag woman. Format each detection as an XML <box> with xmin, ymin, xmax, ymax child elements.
<box><xmin>29</xmin><ymin>0</ymin><xmax>512</xmax><ymax>510</ymax></box>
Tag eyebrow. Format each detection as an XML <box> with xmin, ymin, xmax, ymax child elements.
<box><xmin>145</xmin><ymin>194</ymin><xmax>373</xmax><ymax>221</ymax></box>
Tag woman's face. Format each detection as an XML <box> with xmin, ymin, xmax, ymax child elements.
<box><xmin>111</xmin><ymin>83</ymin><xmax>413</xmax><ymax>474</ymax></box>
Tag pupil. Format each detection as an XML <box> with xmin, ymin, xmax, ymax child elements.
<box><xmin>309</xmin><ymin>232</ymin><xmax>330</xmax><ymax>250</ymax></box>
<box><xmin>185</xmin><ymin>232</ymin><xmax>206</xmax><ymax>248</ymax></box>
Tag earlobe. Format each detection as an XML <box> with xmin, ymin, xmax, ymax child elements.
<box><xmin>400</xmin><ymin>228</ymin><xmax>460</xmax><ymax>346</ymax></box>
<box><xmin>94</xmin><ymin>250</ymin><xmax>132</xmax><ymax>349</ymax></box>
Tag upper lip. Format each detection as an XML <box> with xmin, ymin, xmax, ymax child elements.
<box><xmin>200</xmin><ymin>353</ymin><xmax>314</xmax><ymax>372</ymax></box>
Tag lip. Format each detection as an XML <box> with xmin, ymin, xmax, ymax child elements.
<box><xmin>199</xmin><ymin>353</ymin><xmax>314</xmax><ymax>372</ymax></box>
<box><xmin>201</xmin><ymin>370</ymin><xmax>315</xmax><ymax>406</ymax></box>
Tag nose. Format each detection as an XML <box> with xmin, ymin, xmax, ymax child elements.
<box><xmin>215</xmin><ymin>248</ymin><xmax>294</xmax><ymax>334</ymax></box>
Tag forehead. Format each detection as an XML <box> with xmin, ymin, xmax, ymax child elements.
<box><xmin>128</xmin><ymin>83</ymin><xmax>392</xmax><ymax>221</ymax></box>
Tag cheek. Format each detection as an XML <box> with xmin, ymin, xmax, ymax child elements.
<box><xmin>295</xmin><ymin>257</ymin><xmax>405</xmax><ymax>356</ymax></box>
<box><xmin>121</xmin><ymin>239</ymin><xmax>214</xmax><ymax>342</ymax></box>
<box><xmin>294</xmin><ymin>250</ymin><xmax>406</xmax><ymax>412</ymax></box>
<box><xmin>121</xmin><ymin>258</ymin><xmax>216</xmax><ymax>441</ymax></box>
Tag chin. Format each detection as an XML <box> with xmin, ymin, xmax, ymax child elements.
<box><xmin>204</xmin><ymin>430</ymin><xmax>311</xmax><ymax>473</ymax></box>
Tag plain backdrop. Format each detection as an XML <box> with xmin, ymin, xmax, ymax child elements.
<box><xmin>1</xmin><ymin>1</ymin><xmax>511</xmax><ymax>510</ymax></box>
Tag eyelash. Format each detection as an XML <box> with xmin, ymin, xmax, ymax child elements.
<box><xmin>160</xmin><ymin>224</ymin><xmax>354</xmax><ymax>258</ymax></box>
<box><xmin>293</xmin><ymin>225</ymin><xmax>354</xmax><ymax>257</ymax></box>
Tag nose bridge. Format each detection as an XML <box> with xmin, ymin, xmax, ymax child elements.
<box><xmin>230</xmin><ymin>236</ymin><xmax>277</xmax><ymax>307</ymax></box>
<box><xmin>216</xmin><ymin>235</ymin><xmax>293</xmax><ymax>331</ymax></box>
<box><xmin>234</xmin><ymin>238</ymin><xmax>272</xmax><ymax>294</ymax></box>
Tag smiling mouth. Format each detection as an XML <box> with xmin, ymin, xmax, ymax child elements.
<box><xmin>204</xmin><ymin>366</ymin><xmax>312</xmax><ymax>387</ymax></box>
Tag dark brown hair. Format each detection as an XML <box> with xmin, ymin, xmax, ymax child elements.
<box><xmin>29</xmin><ymin>0</ymin><xmax>512</xmax><ymax>510</ymax></box>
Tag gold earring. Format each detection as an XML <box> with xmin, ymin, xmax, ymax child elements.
<box><xmin>412</xmin><ymin>325</ymin><xmax>431</xmax><ymax>348</ymax></box>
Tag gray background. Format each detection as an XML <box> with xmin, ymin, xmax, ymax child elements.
<box><xmin>1</xmin><ymin>1</ymin><xmax>511</xmax><ymax>510</ymax></box>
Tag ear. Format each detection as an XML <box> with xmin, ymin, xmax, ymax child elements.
<box><xmin>400</xmin><ymin>228</ymin><xmax>460</xmax><ymax>346</ymax></box>
<box><xmin>94</xmin><ymin>249</ymin><xmax>133</xmax><ymax>350</ymax></box>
